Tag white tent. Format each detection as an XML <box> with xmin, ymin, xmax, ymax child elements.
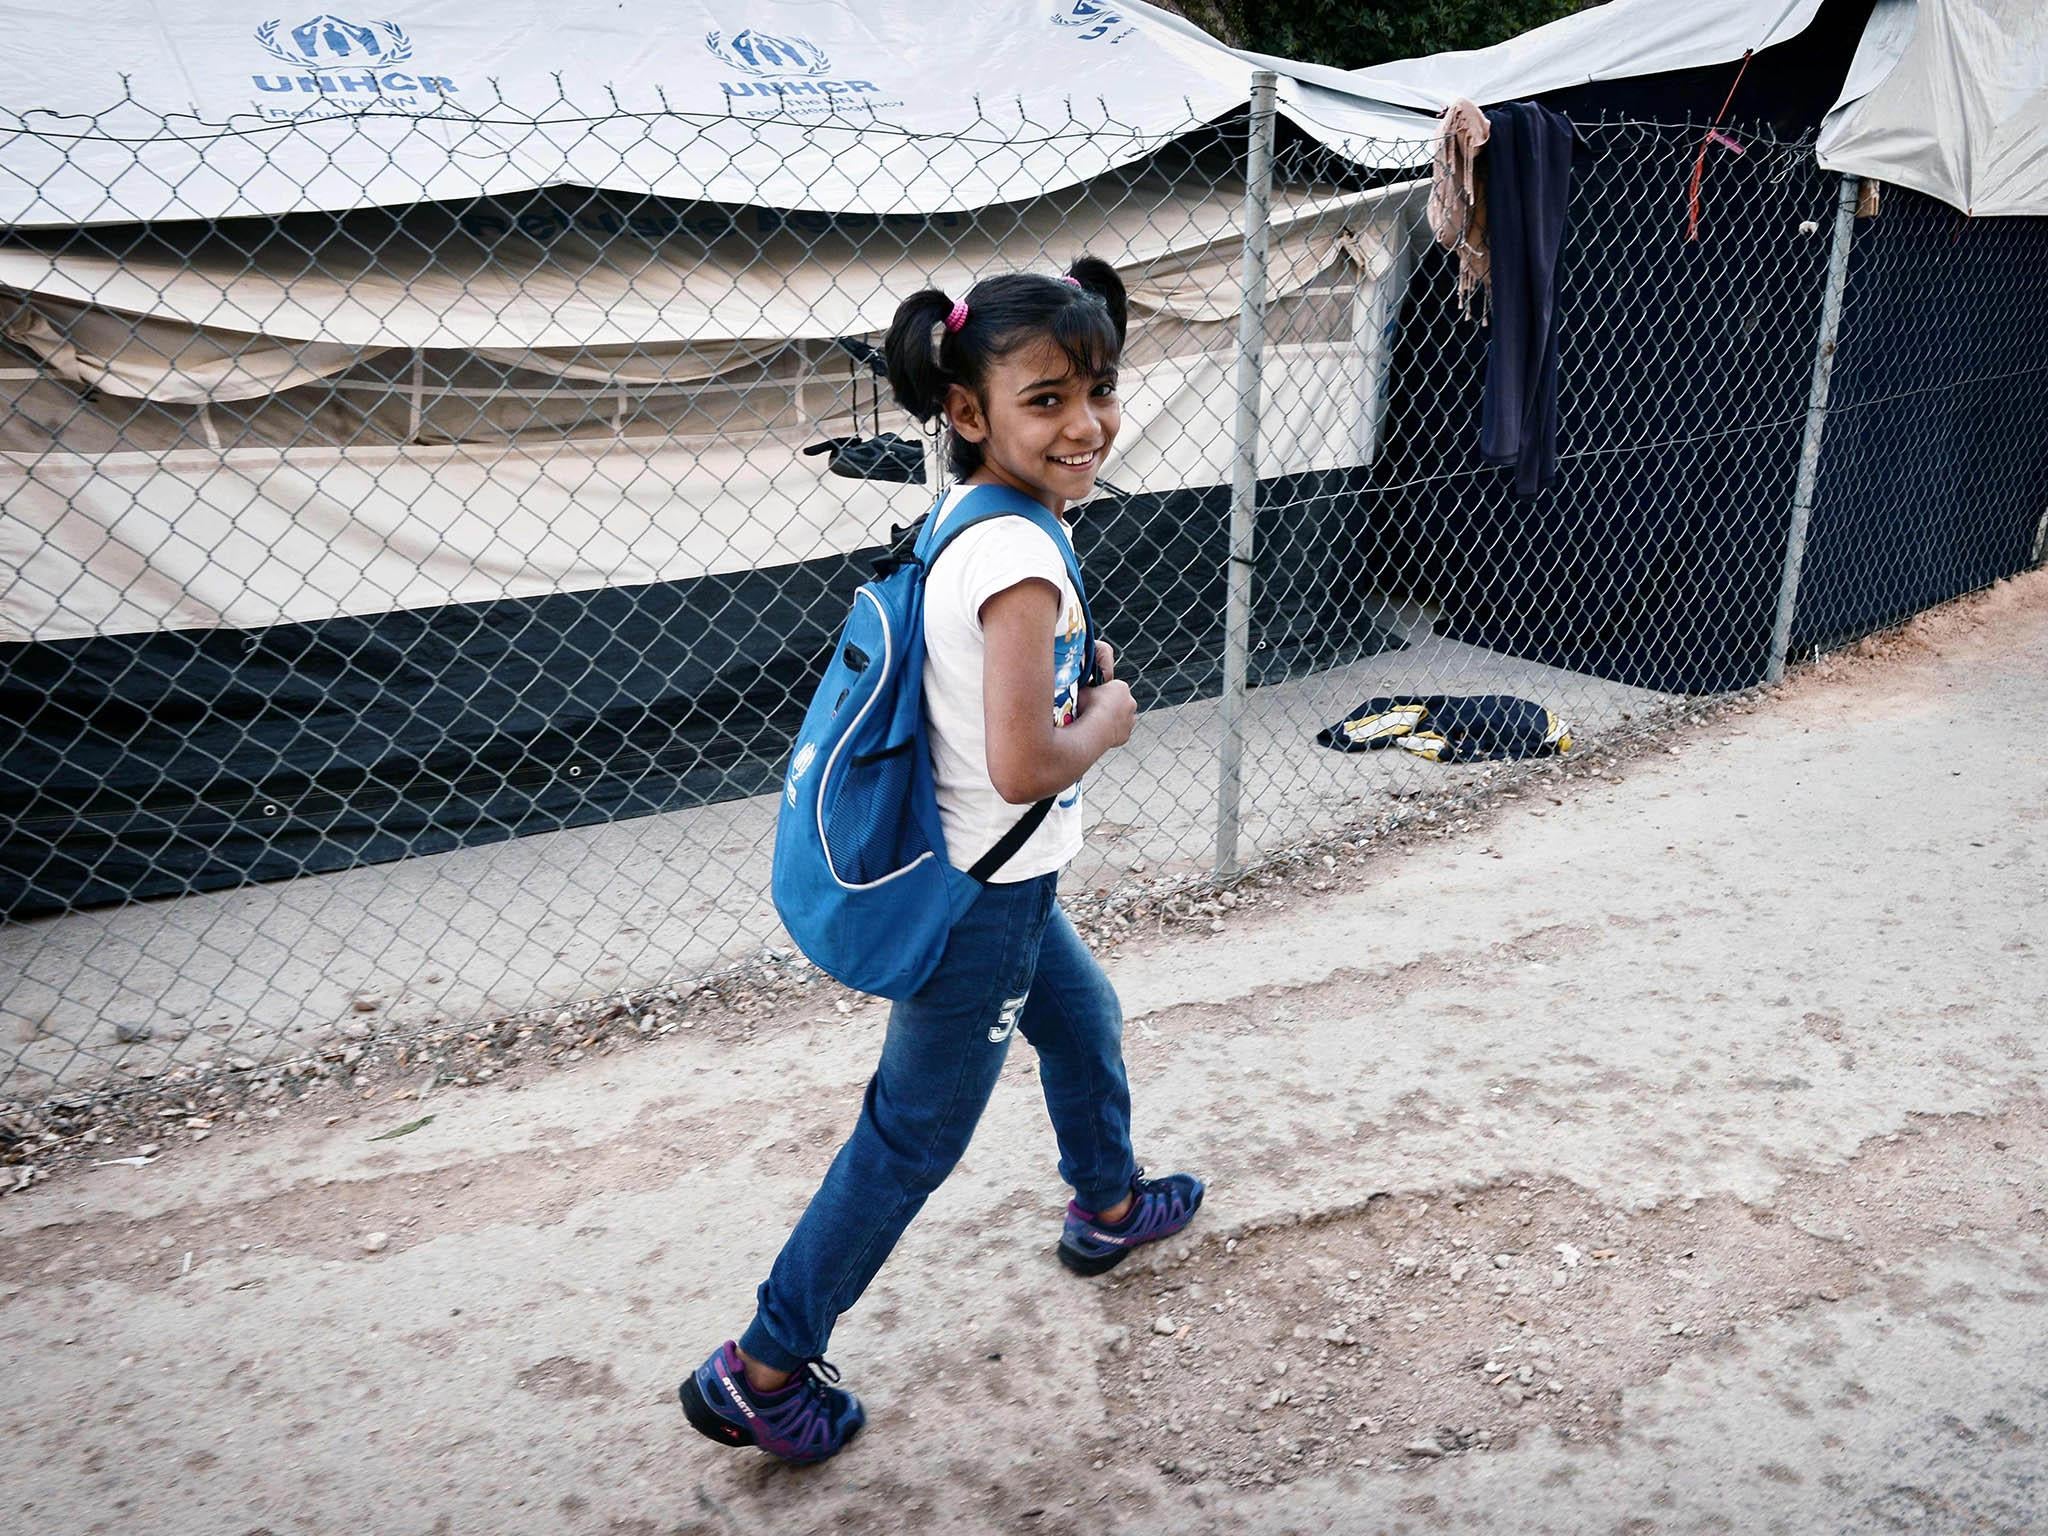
<box><xmin>0</xmin><ymin>1</ymin><xmax>1329</xmax><ymax>226</ymax></box>
<box><xmin>5</xmin><ymin>0</ymin><xmax>2042</xmax><ymax>647</ymax></box>
<box><xmin>0</xmin><ymin>167</ymin><xmax>1421</xmax><ymax>644</ymax></box>
<box><xmin>1816</xmin><ymin>0</ymin><xmax>2047</xmax><ymax>217</ymax></box>
<box><xmin>1147</xmin><ymin>0</ymin><xmax>2048</xmax><ymax>218</ymax></box>
<box><xmin>1</xmin><ymin>1</ymin><xmax>2036</xmax><ymax>224</ymax></box>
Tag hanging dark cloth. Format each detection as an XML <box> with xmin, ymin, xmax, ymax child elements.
<box><xmin>1479</xmin><ymin>101</ymin><xmax>1577</xmax><ymax>498</ymax></box>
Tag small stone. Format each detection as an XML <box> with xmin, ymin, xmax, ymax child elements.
<box><xmin>352</xmin><ymin>995</ymin><xmax>384</xmax><ymax>1013</ymax></box>
<box><xmin>1152</xmin><ymin>1316</ymin><xmax>1179</xmax><ymax>1336</ymax></box>
<box><xmin>361</xmin><ymin>1232</ymin><xmax>390</xmax><ymax>1254</ymax></box>
<box><xmin>1493</xmin><ymin>1253</ymin><xmax>1514</xmax><ymax>1269</ymax></box>
<box><xmin>1448</xmin><ymin>1261</ymin><xmax>1469</xmax><ymax>1283</ymax></box>
<box><xmin>1404</xmin><ymin>1438</ymin><xmax>1446</xmax><ymax>1458</ymax></box>
<box><xmin>1551</xmin><ymin>1270</ymin><xmax>1568</xmax><ymax>1288</ymax></box>
<box><xmin>114</xmin><ymin>1021</ymin><xmax>153</xmax><ymax>1043</ymax></box>
<box><xmin>339</xmin><ymin>1020</ymin><xmax>371</xmax><ymax>1041</ymax></box>
<box><xmin>229</xmin><ymin>1056</ymin><xmax>257</xmax><ymax>1072</ymax></box>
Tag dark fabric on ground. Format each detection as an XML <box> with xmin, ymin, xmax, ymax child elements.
<box><xmin>1316</xmin><ymin>693</ymin><xmax>1566</xmax><ymax>762</ymax></box>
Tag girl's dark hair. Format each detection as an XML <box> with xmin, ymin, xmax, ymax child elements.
<box><xmin>882</xmin><ymin>256</ymin><xmax>1129</xmax><ymax>478</ymax></box>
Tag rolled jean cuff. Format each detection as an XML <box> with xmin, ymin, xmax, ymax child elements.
<box><xmin>1077</xmin><ymin>1164</ymin><xmax>1138</xmax><ymax>1216</ymax></box>
<box><xmin>736</xmin><ymin>1315</ymin><xmax>806</xmax><ymax>1374</ymax></box>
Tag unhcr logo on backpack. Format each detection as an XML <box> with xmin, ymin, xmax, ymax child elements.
<box><xmin>705</xmin><ymin>28</ymin><xmax>901</xmax><ymax>115</ymax></box>
<box><xmin>249</xmin><ymin>14</ymin><xmax>462</xmax><ymax>118</ymax></box>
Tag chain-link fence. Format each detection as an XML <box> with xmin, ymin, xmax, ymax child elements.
<box><xmin>3</xmin><ymin>82</ymin><xmax>2044</xmax><ymax>1111</ymax></box>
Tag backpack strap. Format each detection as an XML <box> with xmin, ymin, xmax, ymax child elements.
<box><xmin>966</xmin><ymin>796</ymin><xmax>1056</xmax><ymax>883</ymax></box>
<box><xmin>918</xmin><ymin>485</ymin><xmax>1098</xmax><ymax>682</ymax></box>
<box><xmin>918</xmin><ymin>484</ymin><xmax>1099</xmax><ymax>883</ymax></box>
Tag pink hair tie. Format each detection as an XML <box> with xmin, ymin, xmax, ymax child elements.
<box><xmin>943</xmin><ymin>298</ymin><xmax>970</xmax><ymax>332</ymax></box>
<box><xmin>1059</xmin><ymin>275</ymin><xmax>1082</xmax><ymax>288</ymax></box>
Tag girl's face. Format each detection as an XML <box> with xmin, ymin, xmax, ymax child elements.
<box><xmin>947</xmin><ymin>335</ymin><xmax>1121</xmax><ymax>513</ymax></box>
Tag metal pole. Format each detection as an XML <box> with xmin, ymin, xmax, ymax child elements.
<box><xmin>1767</xmin><ymin>173</ymin><xmax>1860</xmax><ymax>683</ymax></box>
<box><xmin>1215</xmin><ymin>70</ymin><xmax>1277</xmax><ymax>877</ymax></box>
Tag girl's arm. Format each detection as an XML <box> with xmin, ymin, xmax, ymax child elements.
<box><xmin>980</xmin><ymin>580</ymin><xmax>1136</xmax><ymax>805</ymax></box>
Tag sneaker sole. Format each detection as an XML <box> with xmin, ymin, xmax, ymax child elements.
<box><xmin>1058</xmin><ymin>1187</ymin><xmax>1205</xmax><ymax>1276</ymax></box>
<box><xmin>1056</xmin><ymin>1239</ymin><xmax>1133</xmax><ymax>1276</ymax></box>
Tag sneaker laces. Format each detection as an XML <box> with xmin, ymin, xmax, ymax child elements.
<box><xmin>767</xmin><ymin>1357</ymin><xmax>848</xmax><ymax>1459</ymax></box>
<box><xmin>1128</xmin><ymin>1168</ymin><xmax>1191</xmax><ymax>1227</ymax></box>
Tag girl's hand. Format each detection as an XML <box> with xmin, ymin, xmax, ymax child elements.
<box><xmin>1093</xmin><ymin>639</ymin><xmax>1116</xmax><ymax>684</ymax></box>
<box><xmin>1076</xmin><ymin>678</ymin><xmax>1137</xmax><ymax>750</ymax></box>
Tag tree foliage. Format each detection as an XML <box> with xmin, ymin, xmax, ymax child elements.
<box><xmin>1172</xmin><ymin>0</ymin><xmax>1589</xmax><ymax>71</ymax></box>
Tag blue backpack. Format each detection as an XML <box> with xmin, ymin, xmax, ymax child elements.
<box><xmin>771</xmin><ymin>483</ymin><xmax>1095</xmax><ymax>999</ymax></box>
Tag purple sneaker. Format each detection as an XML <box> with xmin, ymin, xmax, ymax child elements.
<box><xmin>678</xmin><ymin>1342</ymin><xmax>865</xmax><ymax>1464</ymax></box>
<box><xmin>1058</xmin><ymin>1167</ymin><xmax>1205</xmax><ymax>1275</ymax></box>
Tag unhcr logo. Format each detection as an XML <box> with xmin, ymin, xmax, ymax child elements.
<box><xmin>250</xmin><ymin>14</ymin><xmax>459</xmax><ymax>104</ymax></box>
<box><xmin>704</xmin><ymin>27</ymin><xmax>885</xmax><ymax>108</ymax></box>
<box><xmin>1050</xmin><ymin>2</ymin><xmax>1136</xmax><ymax>43</ymax></box>
<box><xmin>704</xmin><ymin>29</ymin><xmax>831</xmax><ymax>77</ymax></box>
<box><xmin>257</xmin><ymin>15</ymin><xmax>413</xmax><ymax>66</ymax></box>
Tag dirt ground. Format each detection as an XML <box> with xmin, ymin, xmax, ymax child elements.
<box><xmin>4</xmin><ymin>569</ymin><xmax>2045</xmax><ymax>1536</ymax></box>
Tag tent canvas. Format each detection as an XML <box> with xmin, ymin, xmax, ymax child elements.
<box><xmin>1</xmin><ymin>175</ymin><xmax>1420</xmax><ymax>645</ymax></box>
<box><xmin>11</xmin><ymin>1</ymin><xmax>2041</xmax><ymax>229</ymax></box>
<box><xmin>0</xmin><ymin>121</ymin><xmax>1424</xmax><ymax>915</ymax></box>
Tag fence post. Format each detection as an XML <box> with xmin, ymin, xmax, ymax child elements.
<box><xmin>1767</xmin><ymin>172</ymin><xmax>1860</xmax><ymax>684</ymax></box>
<box><xmin>1215</xmin><ymin>69</ymin><xmax>1278</xmax><ymax>877</ymax></box>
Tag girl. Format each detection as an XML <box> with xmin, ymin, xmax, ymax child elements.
<box><xmin>680</xmin><ymin>259</ymin><xmax>1204</xmax><ymax>1464</ymax></box>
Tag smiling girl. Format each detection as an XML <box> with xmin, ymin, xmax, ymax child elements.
<box><xmin>679</xmin><ymin>259</ymin><xmax>1205</xmax><ymax>1464</ymax></box>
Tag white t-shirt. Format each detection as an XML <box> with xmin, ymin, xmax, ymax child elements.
<box><xmin>921</xmin><ymin>486</ymin><xmax>1090</xmax><ymax>882</ymax></box>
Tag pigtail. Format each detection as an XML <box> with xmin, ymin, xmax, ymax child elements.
<box><xmin>882</xmin><ymin>287</ymin><xmax>957</xmax><ymax>424</ymax></box>
<box><xmin>1065</xmin><ymin>256</ymin><xmax>1128</xmax><ymax>346</ymax></box>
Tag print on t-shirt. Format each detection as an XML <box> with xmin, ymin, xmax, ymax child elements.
<box><xmin>1052</xmin><ymin>593</ymin><xmax>1087</xmax><ymax>808</ymax></box>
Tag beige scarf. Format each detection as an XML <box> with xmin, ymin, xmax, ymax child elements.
<box><xmin>1428</xmin><ymin>99</ymin><xmax>1493</xmax><ymax>319</ymax></box>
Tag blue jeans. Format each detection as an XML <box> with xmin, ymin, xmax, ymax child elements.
<box><xmin>740</xmin><ymin>872</ymin><xmax>1136</xmax><ymax>1371</ymax></box>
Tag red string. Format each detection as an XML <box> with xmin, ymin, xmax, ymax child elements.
<box><xmin>1687</xmin><ymin>50</ymin><xmax>1755</xmax><ymax>242</ymax></box>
